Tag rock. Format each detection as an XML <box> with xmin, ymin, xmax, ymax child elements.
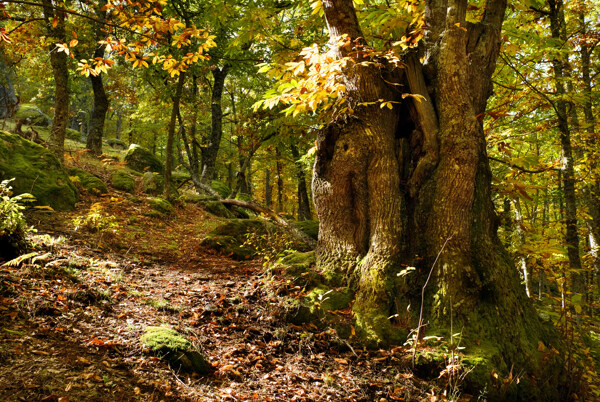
<box><xmin>211</xmin><ymin>180</ymin><xmax>231</xmax><ymax>198</ymax></box>
<box><xmin>141</xmin><ymin>171</ymin><xmax>179</xmax><ymax>197</ymax></box>
<box><xmin>147</xmin><ymin>196</ymin><xmax>174</xmax><ymax>214</ymax></box>
<box><xmin>65</xmin><ymin>128</ymin><xmax>82</xmax><ymax>142</ymax></box>
<box><xmin>171</xmin><ymin>170</ymin><xmax>190</xmax><ymax>185</ymax></box>
<box><xmin>69</xmin><ymin>168</ymin><xmax>108</xmax><ymax>195</ymax></box>
<box><xmin>125</xmin><ymin>144</ymin><xmax>164</xmax><ymax>173</ymax></box>
<box><xmin>0</xmin><ymin>130</ymin><xmax>77</xmax><ymax>210</ymax></box>
<box><xmin>200</xmin><ymin>200</ymin><xmax>235</xmax><ymax>219</ymax></box>
<box><xmin>291</xmin><ymin>220</ymin><xmax>319</xmax><ymax>241</ymax></box>
<box><xmin>15</xmin><ymin>103</ymin><xmax>52</xmax><ymax>127</ymax></box>
<box><xmin>142</xmin><ymin>171</ymin><xmax>161</xmax><ymax>195</ymax></box>
<box><xmin>141</xmin><ymin>326</ymin><xmax>210</xmax><ymax>375</ymax></box>
<box><xmin>110</xmin><ymin>169</ymin><xmax>135</xmax><ymax>193</ymax></box>
<box><xmin>274</xmin><ymin>251</ymin><xmax>320</xmax><ymax>287</ymax></box>
<box><xmin>106</xmin><ymin>138</ymin><xmax>127</xmax><ymax>150</ymax></box>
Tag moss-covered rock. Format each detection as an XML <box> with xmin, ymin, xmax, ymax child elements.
<box><xmin>211</xmin><ymin>180</ymin><xmax>231</xmax><ymax>198</ymax></box>
<box><xmin>147</xmin><ymin>196</ymin><xmax>174</xmax><ymax>214</ymax></box>
<box><xmin>15</xmin><ymin>104</ymin><xmax>51</xmax><ymax>126</ymax></box>
<box><xmin>200</xmin><ymin>200</ymin><xmax>235</xmax><ymax>219</ymax></box>
<box><xmin>292</xmin><ymin>220</ymin><xmax>319</xmax><ymax>241</ymax></box>
<box><xmin>171</xmin><ymin>170</ymin><xmax>190</xmax><ymax>185</ymax></box>
<box><xmin>141</xmin><ymin>326</ymin><xmax>210</xmax><ymax>375</ymax></box>
<box><xmin>69</xmin><ymin>168</ymin><xmax>107</xmax><ymax>195</ymax></box>
<box><xmin>125</xmin><ymin>144</ymin><xmax>164</xmax><ymax>173</ymax></box>
<box><xmin>106</xmin><ymin>138</ymin><xmax>127</xmax><ymax>149</ymax></box>
<box><xmin>0</xmin><ymin>131</ymin><xmax>77</xmax><ymax>210</ymax></box>
<box><xmin>110</xmin><ymin>169</ymin><xmax>135</xmax><ymax>193</ymax></box>
<box><xmin>200</xmin><ymin>219</ymin><xmax>272</xmax><ymax>260</ymax></box>
<box><xmin>66</xmin><ymin>128</ymin><xmax>83</xmax><ymax>142</ymax></box>
<box><xmin>141</xmin><ymin>171</ymin><xmax>179</xmax><ymax>197</ymax></box>
<box><xmin>273</xmin><ymin>251</ymin><xmax>319</xmax><ymax>287</ymax></box>
<box><xmin>142</xmin><ymin>171</ymin><xmax>161</xmax><ymax>195</ymax></box>
<box><xmin>305</xmin><ymin>285</ymin><xmax>353</xmax><ymax>315</ymax></box>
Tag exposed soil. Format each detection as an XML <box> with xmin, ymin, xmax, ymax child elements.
<box><xmin>0</xmin><ymin>170</ymin><xmax>449</xmax><ymax>401</ymax></box>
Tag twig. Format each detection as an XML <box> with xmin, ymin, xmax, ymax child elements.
<box><xmin>412</xmin><ymin>235</ymin><xmax>452</xmax><ymax>367</ymax></box>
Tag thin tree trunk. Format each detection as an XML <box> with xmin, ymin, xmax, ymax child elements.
<box><xmin>265</xmin><ymin>168</ymin><xmax>272</xmax><ymax>209</ymax></box>
<box><xmin>275</xmin><ymin>147</ymin><xmax>284</xmax><ymax>214</ymax></box>
<box><xmin>164</xmin><ymin>72</ymin><xmax>186</xmax><ymax>200</ymax></box>
<box><xmin>514</xmin><ymin>198</ymin><xmax>531</xmax><ymax>297</ymax></box>
<box><xmin>201</xmin><ymin>66</ymin><xmax>229</xmax><ymax>183</ymax></box>
<box><xmin>86</xmin><ymin>0</ymin><xmax>108</xmax><ymax>156</ymax></box>
<box><xmin>548</xmin><ymin>0</ymin><xmax>584</xmax><ymax>295</ymax></box>
<box><xmin>290</xmin><ymin>144</ymin><xmax>311</xmax><ymax>221</ymax></box>
<box><xmin>42</xmin><ymin>0</ymin><xmax>69</xmax><ymax>162</ymax></box>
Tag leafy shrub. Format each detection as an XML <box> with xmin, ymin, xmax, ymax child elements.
<box><xmin>0</xmin><ymin>179</ymin><xmax>35</xmax><ymax>259</ymax></box>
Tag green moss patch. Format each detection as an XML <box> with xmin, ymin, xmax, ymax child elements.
<box><xmin>211</xmin><ymin>180</ymin><xmax>231</xmax><ymax>198</ymax></box>
<box><xmin>110</xmin><ymin>170</ymin><xmax>135</xmax><ymax>193</ymax></box>
<box><xmin>291</xmin><ymin>220</ymin><xmax>319</xmax><ymax>241</ymax></box>
<box><xmin>0</xmin><ymin>130</ymin><xmax>77</xmax><ymax>210</ymax></box>
<box><xmin>15</xmin><ymin>103</ymin><xmax>51</xmax><ymax>126</ymax></box>
<box><xmin>273</xmin><ymin>251</ymin><xmax>319</xmax><ymax>287</ymax></box>
<box><xmin>125</xmin><ymin>144</ymin><xmax>164</xmax><ymax>173</ymax></box>
<box><xmin>200</xmin><ymin>200</ymin><xmax>235</xmax><ymax>218</ymax></box>
<box><xmin>69</xmin><ymin>168</ymin><xmax>107</xmax><ymax>195</ymax></box>
<box><xmin>141</xmin><ymin>326</ymin><xmax>210</xmax><ymax>375</ymax></box>
<box><xmin>147</xmin><ymin>197</ymin><xmax>174</xmax><ymax>215</ymax></box>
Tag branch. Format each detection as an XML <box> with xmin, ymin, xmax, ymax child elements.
<box><xmin>2</xmin><ymin>0</ymin><xmax>157</xmax><ymax>42</ymax></box>
<box><xmin>489</xmin><ymin>156</ymin><xmax>559</xmax><ymax>173</ymax></box>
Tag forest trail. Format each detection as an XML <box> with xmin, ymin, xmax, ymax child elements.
<box><xmin>0</xmin><ymin>184</ymin><xmax>433</xmax><ymax>401</ymax></box>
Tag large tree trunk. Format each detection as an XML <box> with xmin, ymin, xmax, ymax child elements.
<box><xmin>200</xmin><ymin>66</ymin><xmax>229</xmax><ymax>183</ymax></box>
<box><xmin>42</xmin><ymin>0</ymin><xmax>69</xmax><ymax>162</ymax></box>
<box><xmin>313</xmin><ymin>0</ymin><xmax>561</xmax><ymax>394</ymax></box>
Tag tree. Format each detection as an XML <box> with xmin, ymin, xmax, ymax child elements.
<box><xmin>41</xmin><ymin>0</ymin><xmax>70</xmax><ymax>161</ymax></box>
<box><xmin>261</xmin><ymin>0</ymin><xmax>563</xmax><ymax>394</ymax></box>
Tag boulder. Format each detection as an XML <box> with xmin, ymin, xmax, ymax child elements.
<box><xmin>0</xmin><ymin>130</ymin><xmax>77</xmax><ymax>210</ymax></box>
<box><xmin>142</xmin><ymin>171</ymin><xmax>161</xmax><ymax>195</ymax></box>
<box><xmin>200</xmin><ymin>219</ymin><xmax>312</xmax><ymax>260</ymax></box>
<box><xmin>141</xmin><ymin>326</ymin><xmax>210</xmax><ymax>375</ymax></box>
<box><xmin>106</xmin><ymin>138</ymin><xmax>127</xmax><ymax>150</ymax></box>
<box><xmin>147</xmin><ymin>197</ymin><xmax>174</xmax><ymax>215</ymax></box>
<box><xmin>110</xmin><ymin>169</ymin><xmax>135</xmax><ymax>193</ymax></box>
<box><xmin>291</xmin><ymin>220</ymin><xmax>319</xmax><ymax>241</ymax></box>
<box><xmin>211</xmin><ymin>180</ymin><xmax>231</xmax><ymax>198</ymax></box>
<box><xmin>69</xmin><ymin>168</ymin><xmax>108</xmax><ymax>195</ymax></box>
<box><xmin>200</xmin><ymin>200</ymin><xmax>234</xmax><ymax>219</ymax></box>
<box><xmin>15</xmin><ymin>103</ymin><xmax>52</xmax><ymax>127</ymax></box>
<box><xmin>142</xmin><ymin>171</ymin><xmax>179</xmax><ymax>197</ymax></box>
<box><xmin>125</xmin><ymin>144</ymin><xmax>163</xmax><ymax>173</ymax></box>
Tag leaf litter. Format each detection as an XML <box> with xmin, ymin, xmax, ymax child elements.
<box><xmin>0</xmin><ymin>179</ymin><xmax>440</xmax><ymax>401</ymax></box>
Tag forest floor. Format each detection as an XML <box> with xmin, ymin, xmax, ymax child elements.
<box><xmin>0</xmin><ymin>161</ymin><xmax>460</xmax><ymax>401</ymax></box>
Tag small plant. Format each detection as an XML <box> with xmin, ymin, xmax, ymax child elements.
<box><xmin>72</xmin><ymin>202</ymin><xmax>119</xmax><ymax>233</ymax></box>
<box><xmin>243</xmin><ymin>228</ymin><xmax>297</xmax><ymax>268</ymax></box>
<box><xmin>0</xmin><ymin>178</ymin><xmax>35</xmax><ymax>259</ymax></box>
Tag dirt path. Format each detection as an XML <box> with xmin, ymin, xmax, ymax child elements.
<box><xmin>0</xmin><ymin>191</ymin><xmax>434</xmax><ymax>401</ymax></box>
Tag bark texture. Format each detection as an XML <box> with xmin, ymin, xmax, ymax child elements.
<box><xmin>312</xmin><ymin>0</ymin><xmax>562</xmax><ymax>396</ymax></box>
<box><xmin>201</xmin><ymin>66</ymin><xmax>229</xmax><ymax>183</ymax></box>
<box><xmin>42</xmin><ymin>0</ymin><xmax>69</xmax><ymax>162</ymax></box>
<box><xmin>86</xmin><ymin>0</ymin><xmax>108</xmax><ymax>156</ymax></box>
